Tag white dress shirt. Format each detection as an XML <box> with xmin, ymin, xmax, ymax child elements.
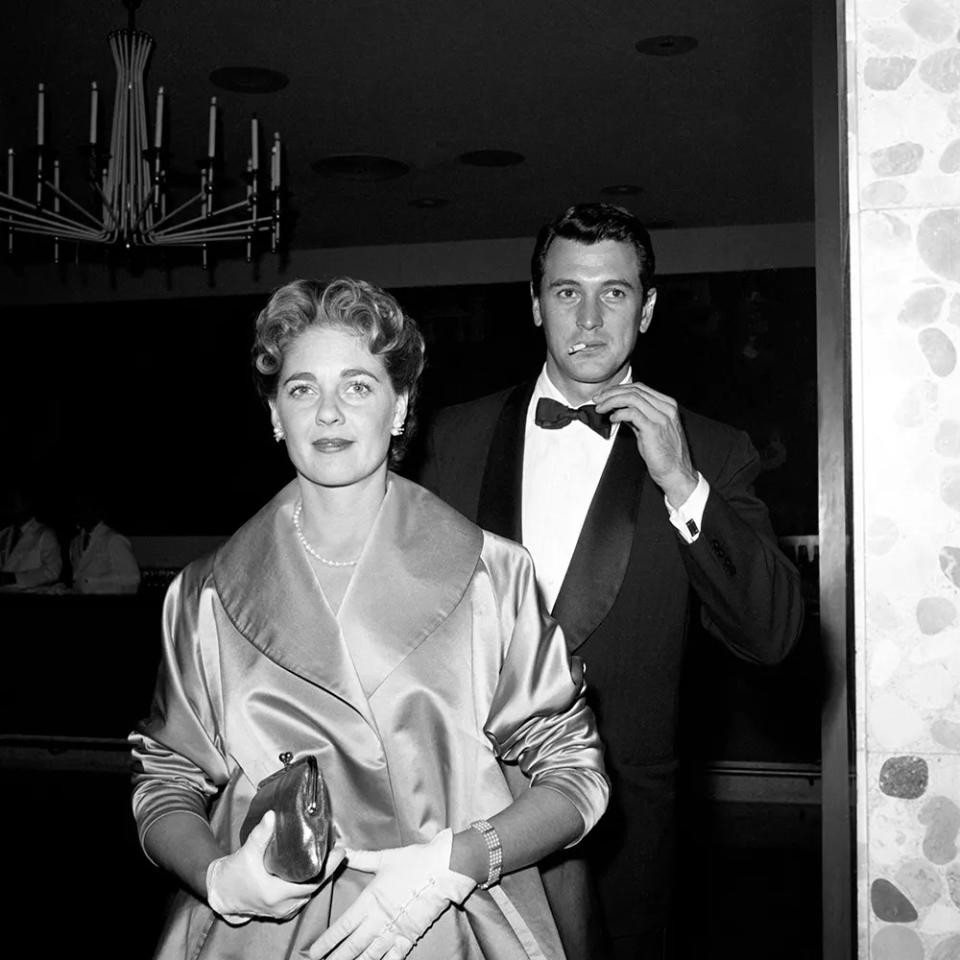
<box><xmin>522</xmin><ymin>365</ymin><xmax>709</xmax><ymax>612</ymax></box>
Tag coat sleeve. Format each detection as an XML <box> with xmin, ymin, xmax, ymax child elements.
<box><xmin>481</xmin><ymin>542</ymin><xmax>609</xmax><ymax>842</ymax></box>
<box><xmin>128</xmin><ymin>562</ymin><xmax>230</xmax><ymax>854</ymax></box>
<box><xmin>685</xmin><ymin>426</ymin><xmax>804</xmax><ymax>664</ymax></box>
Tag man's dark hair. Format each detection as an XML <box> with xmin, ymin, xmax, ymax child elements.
<box><xmin>530</xmin><ymin>202</ymin><xmax>656</xmax><ymax>300</ymax></box>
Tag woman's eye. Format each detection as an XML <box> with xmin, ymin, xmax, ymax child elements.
<box><xmin>342</xmin><ymin>380</ymin><xmax>372</xmax><ymax>398</ymax></box>
<box><xmin>288</xmin><ymin>383</ymin><xmax>313</xmax><ymax>398</ymax></box>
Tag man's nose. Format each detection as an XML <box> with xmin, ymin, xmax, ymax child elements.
<box><xmin>577</xmin><ymin>298</ymin><xmax>602</xmax><ymax>330</ymax></box>
<box><xmin>315</xmin><ymin>392</ymin><xmax>345</xmax><ymax>425</ymax></box>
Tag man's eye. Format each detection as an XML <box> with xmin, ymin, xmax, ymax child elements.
<box><xmin>557</xmin><ymin>288</ymin><xmax>578</xmax><ymax>300</ymax></box>
<box><xmin>604</xmin><ymin>288</ymin><xmax>626</xmax><ymax>300</ymax></box>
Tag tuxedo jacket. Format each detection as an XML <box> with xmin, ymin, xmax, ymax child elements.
<box><xmin>419</xmin><ymin>380</ymin><xmax>804</xmax><ymax>931</ymax></box>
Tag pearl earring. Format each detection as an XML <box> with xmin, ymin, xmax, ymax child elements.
<box><xmin>391</xmin><ymin>422</ymin><xmax>405</xmax><ymax>437</ymax></box>
<box><xmin>273</xmin><ymin>424</ymin><xmax>285</xmax><ymax>442</ymax></box>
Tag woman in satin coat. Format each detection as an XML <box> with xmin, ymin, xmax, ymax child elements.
<box><xmin>129</xmin><ymin>277</ymin><xmax>609</xmax><ymax>960</ymax></box>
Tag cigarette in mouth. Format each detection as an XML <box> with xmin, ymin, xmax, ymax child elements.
<box><xmin>568</xmin><ymin>342</ymin><xmax>587</xmax><ymax>355</ymax></box>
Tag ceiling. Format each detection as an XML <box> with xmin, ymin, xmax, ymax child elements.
<box><xmin>1</xmin><ymin>0</ymin><xmax>814</xmax><ymax>254</ymax></box>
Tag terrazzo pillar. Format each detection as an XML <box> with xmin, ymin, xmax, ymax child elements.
<box><xmin>848</xmin><ymin>0</ymin><xmax>960</xmax><ymax>954</ymax></box>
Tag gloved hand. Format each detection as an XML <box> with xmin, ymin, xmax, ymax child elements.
<box><xmin>206</xmin><ymin>810</ymin><xmax>344</xmax><ymax>925</ymax></box>
<box><xmin>307</xmin><ymin>828</ymin><xmax>477</xmax><ymax>959</ymax></box>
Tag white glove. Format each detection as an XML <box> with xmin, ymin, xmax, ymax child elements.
<box><xmin>206</xmin><ymin>810</ymin><xmax>343</xmax><ymax>925</ymax></box>
<box><xmin>307</xmin><ymin>828</ymin><xmax>477</xmax><ymax>959</ymax></box>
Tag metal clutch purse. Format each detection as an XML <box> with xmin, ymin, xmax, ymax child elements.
<box><xmin>239</xmin><ymin>752</ymin><xmax>333</xmax><ymax>883</ymax></box>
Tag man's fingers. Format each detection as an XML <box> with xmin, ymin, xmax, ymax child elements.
<box><xmin>594</xmin><ymin>387</ymin><xmax>677</xmax><ymax>421</ymax></box>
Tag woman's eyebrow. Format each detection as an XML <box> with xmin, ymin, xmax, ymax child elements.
<box><xmin>340</xmin><ymin>367</ymin><xmax>381</xmax><ymax>381</ymax></box>
<box><xmin>281</xmin><ymin>371</ymin><xmax>317</xmax><ymax>386</ymax></box>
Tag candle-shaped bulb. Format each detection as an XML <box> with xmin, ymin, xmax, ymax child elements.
<box><xmin>154</xmin><ymin>86</ymin><xmax>165</xmax><ymax>150</ymax></box>
<box><xmin>37</xmin><ymin>83</ymin><xmax>45</xmax><ymax>147</ymax></box>
<box><xmin>273</xmin><ymin>132</ymin><xmax>281</xmax><ymax>191</ymax></box>
<box><xmin>207</xmin><ymin>97</ymin><xmax>217</xmax><ymax>158</ymax></box>
<box><xmin>251</xmin><ymin>115</ymin><xmax>259</xmax><ymax>172</ymax></box>
<box><xmin>89</xmin><ymin>81</ymin><xmax>99</xmax><ymax>146</ymax></box>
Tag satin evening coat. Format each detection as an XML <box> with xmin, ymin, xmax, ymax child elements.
<box><xmin>129</xmin><ymin>475</ymin><xmax>609</xmax><ymax>960</ymax></box>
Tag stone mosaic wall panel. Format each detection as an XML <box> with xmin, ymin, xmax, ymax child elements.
<box><xmin>852</xmin><ymin>0</ymin><xmax>960</xmax><ymax>954</ymax></box>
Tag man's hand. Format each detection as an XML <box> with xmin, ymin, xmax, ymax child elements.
<box><xmin>593</xmin><ymin>382</ymin><xmax>698</xmax><ymax>508</ymax></box>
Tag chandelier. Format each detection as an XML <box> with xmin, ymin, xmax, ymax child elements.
<box><xmin>0</xmin><ymin>0</ymin><xmax>283</xmax><ymax>267</ymax></box>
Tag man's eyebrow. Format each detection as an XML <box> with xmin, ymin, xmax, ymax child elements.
<box><xmin>547</xmin><ymin>277</ymin><xmax>637</xmax><ymax>289</ymax></box>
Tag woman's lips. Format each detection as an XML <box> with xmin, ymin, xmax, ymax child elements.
<box><xmin>312</xmin><ymin>438</ymin><xmax>353</xmax><ymax>452</ymax></box>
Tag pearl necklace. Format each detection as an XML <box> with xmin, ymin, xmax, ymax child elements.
<box><xmin>292</xmin><ymin>500</ymin><xmax>360</xmax><ymax>567</ymax></box>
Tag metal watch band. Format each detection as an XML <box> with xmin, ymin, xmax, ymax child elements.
<box><xmin>469</xmin><ymin>818</ymin><xmax>503</xmax><ymax>890</ymax></box>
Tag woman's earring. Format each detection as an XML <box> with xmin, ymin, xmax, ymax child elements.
<box><xmin>273</xmin><ymin>424</ymin><xmax>285</xmax><ymax>442</ymax></box>
<box><xmin>391</xmin><ymin>422</ymin><xmax>405</xmax><ymax>437</ymax></box>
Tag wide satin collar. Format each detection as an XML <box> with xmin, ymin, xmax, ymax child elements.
<box><xmin>213</xmin><ymin>474</ymin><xmax>483</xmax><ymax>724</ymax></box>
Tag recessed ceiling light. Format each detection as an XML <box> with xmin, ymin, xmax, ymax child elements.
<box><xmin>634</xmin><ymin>35</ymin><xmax>698</xmax><ymax>56</ymax></box>
<box><xmin>209</xmin><ymin>67</ymin><xmax>289</xmax><ymax>93</ymax></box>
<box><xmin>601</xmin><ymin>184</ymin><xmax>643</xmax><ymax>196</ymax></box>
<box><xmin>310</xmin><ymin>155</ymin><xmax>410</xmax><ymax>181</ymax></box>
<box><xmin>409</xmin><ymin>197</ymin><xmax>448</xmax><ymax>209</ymax></box>
<box><xmin>458</xmin><ymin>149</ymin><xmax>525</xmax><ymax>168</ymax></box>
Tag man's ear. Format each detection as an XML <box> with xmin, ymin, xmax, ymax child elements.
<box><xmin>639</xmin><ymin>287</ymin><xmax>657</xmax><ymax>334</ymax></box>
<box><xmin>531</xmin><ymin>282</ymin><xmax>543</xmax><ymax>328</ymax></box>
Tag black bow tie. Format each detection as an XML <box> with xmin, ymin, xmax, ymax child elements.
<box><xmin>534</xmin><ymin>397</ymin><xmax>612</xmax><ymax>439</ymax></box>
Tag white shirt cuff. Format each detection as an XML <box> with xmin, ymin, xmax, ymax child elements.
<box><xmin>665</xmin><ymin>473</ymin><xmax>710</xmax><ymax>543</ymax></box>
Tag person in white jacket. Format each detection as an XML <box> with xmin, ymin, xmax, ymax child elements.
<box><xmin>0</xmin><ymin>491</ymin><xmax>62</xmax><ymax>589</ymax></box>
<box><xmin>68</xmin><ymin>497</ymin><xmax>140</xmax><ymax>595</ymax></box>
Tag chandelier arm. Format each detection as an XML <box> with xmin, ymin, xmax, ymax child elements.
<box><xmin>147</xmin><ymin>190</ymin><xmax>206</xmax><ymax>231</ymax></box>
<box><xmin>149</xmin><ymin>228</ymin><xmax>269</xmax><ymax>244</ymax></box>
<box><xmin>151</xmin><ymin>221</ymin><xmax>274</xmax><ymax>241</ymax></box>
<box><xmin>133</xmin><ymin>32</ymin><xmax>153</xmax><ymax>230</ymax></box>
<box><xmin>150</xmin><ymin>217</ymin><xmax>277</xmax><ymax>242</ymax></box>
<box><xmin>86</xmin><ymin>178</ymin><xmax>122</xmax><ymax>232</ymax></box>
<box><xmin>153</xmin><ymin>215</ymin><xmax>276</xmax><ymax>238</ymax></box>
<box><xmin>104</xmin><ymin>32</ymin><xmax>124</xmax><ymax>208</ymax></box>
<box><xmin>1</xmin><ymin>211</ymin><xmax>108</xmax><ymax>241</ymax></box>
<box><xmin>149</xmin><ymin>197</ymin><xmax>258</xmax><ymax>236</ymax></box>
<box><xmin>0</xmin><ymin>190</ymin><xmax>103</xmax><ymax>232</ymax></box>
<box><xmin>40</xmin><ymin>181</ymin><xmax>111</xmax><ymax>230</ymax></box>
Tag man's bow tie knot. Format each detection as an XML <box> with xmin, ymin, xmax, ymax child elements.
<box><xmin>534</xmin><ymin>397</ymin><xmax>612</xmax><ymax>439</ymax></box>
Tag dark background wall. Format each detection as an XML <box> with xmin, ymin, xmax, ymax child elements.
<box><xmin>1</xmin><ymin>267</ymin><xmax>817</xmax><ymax>537</ymax></box>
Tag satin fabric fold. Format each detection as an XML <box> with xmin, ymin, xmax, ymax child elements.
<box><xmin>130</xmin><ymin>475</ymin><xmax>608</xmax><ymax>959</ymax></box>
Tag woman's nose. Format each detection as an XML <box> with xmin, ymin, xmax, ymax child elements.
<box><xmin>315</xmin><ymin>392</ymin><xmax>344</xmax><ymax>425</ymax></box>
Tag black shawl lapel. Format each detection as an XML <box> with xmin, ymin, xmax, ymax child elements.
<box><xmin>552</xmin><ymin>428</ymin><xmax>647</xmax><ymax>652</ymax></box>
<box><xmin>476</xmin><ymin>380</ymin><xmax>536</xmax><ymax>542</ymax></box>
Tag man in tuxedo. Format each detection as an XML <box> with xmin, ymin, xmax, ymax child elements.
<box><xmin>418</xmin><ymin>202</ymin><xmax>804</xmax><ymax>959</ymax></box>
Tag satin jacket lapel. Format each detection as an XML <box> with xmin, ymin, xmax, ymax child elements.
<box><xmin>338</xmin><ymin>475</ymin><xmax>483</xmax><ymax>696</ymax></box>
<box><xmin>552</xmin><ymin>428</ymin><xmax>647</xmax><ymax>652</ymax></box>
<box><xmin>476</xmin><ymin>380</ymin><xmax>535</xmax><ymax>541</ymax></box>
<box><xmin>213</xmin><ymin>481</ymin><xmax>373</xmax><ymax>725</ymax></box>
